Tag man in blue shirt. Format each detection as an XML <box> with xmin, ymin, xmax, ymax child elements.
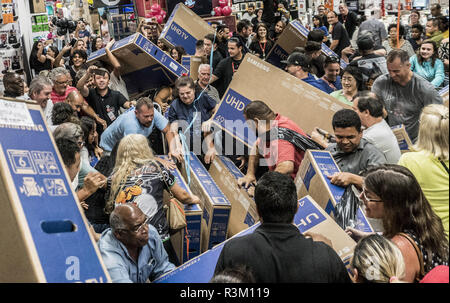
<box><xmin>282</xmin><ymin>52</ymin><xmax>333</xmax><ymax>93</ymax></box>
<box><xmin>99</xmin><ymin>97</ymin><xmax>182</xmax><ymax>161</ymax></box>
<box><xmin>98</xmin><ymin>203</ymin><xmax>175</xmax><ymax>283</ymax></box>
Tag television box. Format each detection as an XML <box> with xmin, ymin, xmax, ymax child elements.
<box><xmin>295</xmin><ymin>150</ymin><xmax>374</xmax><ymax>233</ymax></box>
<box><xmin>203</xmin><ymin>15</ymin><xmax>237</xmax><ymax>33</ymax></box>
<box><xmin>157</xmin><ymin>155</ymin><xmax>202</xmax><ymax>264</ymax></box>
<box><xmin>266</xmin><ymin>20</ymin><xmax>347</xmax><ymax>69</ymax></box>
<box><xmin>210</xmin><ymin>53</ymin><xmax>351</xmax><ymax>149</ymax></box>
<box><xmin>208</xmin><ymin>156</ymin><xmax>259</xmax><ymax>237</ymax></box>
<box><xmin>180</xmin><ymin>152</ymin><xmax>231</xmax><ymax>252</ymax></box>
<box><xmin>391</xmin><ymin>124</ymin><xmax>413</xmax><ymax>154</ymax></box>
<box><xmin>0</xmin><ymin>97</ymin><xmax>110</xmax><ymax>282</ymax></box>
<box><xmin>87</xmin><ymin>33</ymin><xmax>188</xmax><ymax>99</ymax></box>
<box><xmin>181</xmin><ymin>55</ymin><xmax>204</xmax><ymax>81</ymax></box>
<box><xmin>153</xmin><ymin>195</ymin><xmax>356</xmax><ymax>283</ymax></box>
<box><xmin>159</xmin><ymin>2</ymin><xmax>214</xmax><ymax>55</ymax></box>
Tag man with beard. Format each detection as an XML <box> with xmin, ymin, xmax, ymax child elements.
<box><xmin>211</xmin><ymin>37</ymin><xmax>244</xmax><ymax>98</ymax></box>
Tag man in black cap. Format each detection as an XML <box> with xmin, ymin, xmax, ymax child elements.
<box><xmin>282</xmin><ymin>52</ymin><xmax>331</xmax><ymax>93</ymax></box>
<box><xmin>348</xmin><ymin>32</ymin><xmax>388</xmax><ymax>89</ymax></box>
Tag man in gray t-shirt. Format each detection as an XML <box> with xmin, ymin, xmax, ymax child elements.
<box><xmin>371</xmin><ymin>49</ymin><xmax>443</xmax><ymax>143</ymax></box>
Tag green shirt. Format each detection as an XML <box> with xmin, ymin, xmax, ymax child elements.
<box><xmin>398</xmin><ymin>150</ymin><xmax>449</xmax><ymax>237</ymax></box>
<box><xmin>330</xmin><ymin>89</ymin><xmax>354</xmax><ymax>106</ymax></box>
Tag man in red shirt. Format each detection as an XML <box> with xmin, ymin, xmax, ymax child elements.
<box><xmin>49</xmin><ymin>67</ymin><xmax>107</xmax><ymax>129</ymax></box>
<box><xmin>238</xmin><ymin>101</ymin><xmax>306</xmax><ymax>190</ymax></box>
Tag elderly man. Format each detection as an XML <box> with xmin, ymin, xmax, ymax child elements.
<box><xmin>98</xmin><ymin>203</ymin><xmax>175</xmax><ymax>283</ymax></box>
<box><xmin>372</xmin><ymin>49</ymin><xmax>443</xmax><ymax>143</ymax></box>
<box><xmin>28</xmin><ymin>76</ymin><xmax>54</xmax><ymax>127</ymax></box>
<box><xmin>195</xmin><ymin>64</ymin><xmax>220</xmax><ymax>104</ymax></box>
<box><xmin>65</xmin><ymin>90</ymin><xmax>84</xmax><ymax>116</ymax></box>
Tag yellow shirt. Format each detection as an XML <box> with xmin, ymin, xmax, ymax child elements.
<box><xmin>398</xmin><ymin>151</ymin><xmax>449</xmax><ymax>237</ymax></box>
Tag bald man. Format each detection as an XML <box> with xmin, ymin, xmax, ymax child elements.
<box><xmin>65</xmin><ymin>90</ymin><xmax>84</xmax><ymax>115</ymax></box>
<box><xmin>98</xmin><ymin>204</ymin><xmax>175</xmax><ymax>283</ymax></box>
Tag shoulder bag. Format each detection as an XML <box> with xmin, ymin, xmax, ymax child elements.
<box><xmin>397</xmin><ymin>232</ymin><xmax>425</xmax><ymax>282</ymax></box>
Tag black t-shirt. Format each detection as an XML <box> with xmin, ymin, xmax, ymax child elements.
<box><xmin>215</xmin><ymin>223</ymin><xmax>352</xmax><ymax>283</ymax></box>
<box><xmin>212</xmin><ymin>56</ymin><xmax>243</xmax><ymax>98</ymax></box>
<box><xmin>331</xmin><ymin>22</ymin><xmax>351</xmax><ymax>58</ymax></box>
<box><xmin>106</xmin><ymin>161</ymin><xmax>175</xmax><ymax>241</ymax></box>
<box><xmin>216</xmin><ymin>39</ymin><xmax>229</xmax><ymax>59</ymax></box>
<box><xmin>29</xmin><ymin>54</ymin><xmax>52</xmax><ymax>74</ymax></box>
<box><xmin>208</xmin><ymin>49</ymin><xmax>224</xmax><ymax>71</ymax></box>
<box><xmin>338</xmin><ymin>11</ymin><xmax>358</xmax><ymax>39</ymax></box>
<box><xmin>86</xmin><ymin>88</ymin><xmax>127</xmax><ymax>126</ymax></box>
<box><xmin>249</xmin><ymin>39</ymin><xmax>274</xmax><ymax>60</ymax></box>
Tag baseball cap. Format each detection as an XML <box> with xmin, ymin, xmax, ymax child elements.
<box><xmin>357</xmin><ymin>32</ymin><xmax>375</xmax><ymax>51</ymax></box>
<box><xmin>281</xmin><ymin>52</ymin><xmax>309</xmax><ymax>68</ymax></box>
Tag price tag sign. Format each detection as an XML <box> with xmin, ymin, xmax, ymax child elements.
<box><xmin>0</xmin><ymin>99</ymin><xmax>34</xmax><ymax>127</ymax></box>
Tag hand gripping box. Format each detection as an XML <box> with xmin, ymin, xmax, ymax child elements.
<box><xmin>157</xmin><ymin>155</ymin><xmax>203</xmax><ymax>264</ymax></box>
<box><xmin>0</xmin><ymin>97</ymin><xmax>110</xmax><ymax>282</ymax></box>
<box><xmin>153</xmin><ymin>195</ymin><xmax>356</xmax><ymax>283</ymax></box>
<box><xmin>180</xmin><ymin>152</ymin><xmax>231</xmax><ymax>252</ymax></box>
<box><xmin>87</xmin><ymin>33</ymin><xmax>188</xmax><ymax>99</ymax></box>
<box><xmin>390</xmin><ymin>124</ymin><xmax>413</xmax><ymax>154</ymax></box>
<box><xmin>159</xmin><ymin>2</ymin><xmax>214</xmax><ymax>55</ymax></box>
<box><xmin>208</xmin><ymin>156</ymin><xmax>259</xmax><ymax>238</ymax></box>
<box><xmin>266</xmin><ymin>20</ymin><xmax>347</xmax><ymax>69</ymax></box>
<box><xmin>211</xmin><ymin>53</ymin><xmax>351</xmax><ymax>149</ymax></box>
<box><xmin>295</xmin><ymin>150</ymin><xmax>374</xmax><ymax>233</ymax></box>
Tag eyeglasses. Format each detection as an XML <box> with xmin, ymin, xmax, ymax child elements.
<box><xmin>120</xmin><ymin>215</ymin><xmax>150</xmax><ymax>234</ymax></box>
<box><xmin>360</xmin><ymin>188</ymin><xmax>383</xmax><ymax>203</ymax></box>
<box><xmin>326</xmin><ymin>56</ymin><xmax>340</xmax><ymax>63</ymax></box>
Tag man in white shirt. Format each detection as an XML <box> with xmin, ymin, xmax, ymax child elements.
<box><xmin>352</xmin><ymin>91</ymin><xmax>401</xmax><ymax>164</ymax></box>
<box><xmin>28</xmin><ymin>75</ymin><xmax>54</xmax><ymax>129</ymax></box>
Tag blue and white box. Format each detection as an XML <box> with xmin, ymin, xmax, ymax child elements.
<box><xmin>391</xmin><ymin>124</ymin><xmax>413</xmax><ymax>154</ymax></box>
<box><xmin>181</xmin><ymin>152</ymin><xmax>231</xmax><ymax>252</ymax></box>
<box><xmin>87</xmin><ymin>33</ymin><xmax>188</xmax><ymax>98</ymax></box>
<box><xmin>0</xmin><ymin>98</ymin><xmax>110</xmax><ymax>282</ymax></box>
<box><xmin>295</xmin><ymin>150</ymin><xmax>374</xmax><ymax>233</ymax></box>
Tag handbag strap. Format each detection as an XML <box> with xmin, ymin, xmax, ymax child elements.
<box><xmin>397</xmin><ymin>232</ymin><xmax>425</xmax><ymax>281</ymax></box>
<box><xmin>439</xmin><ymin>159</ymin><xmax>449</xmax><ymax>174</ymax></box>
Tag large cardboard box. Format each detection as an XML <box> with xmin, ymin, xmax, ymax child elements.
<box><xmin>158</xmin><ymin>155</ymin><xmax>203</xmax><ymax>264</ymax></box>
<box><xmin>159</xmin><ymin>3</ymin><xmax>214</xmax><ymax>55</ymax></box>
<box><xmin>87</xmin><ymin>33</ymin><xmax>188</xmax><ymax>99</ymax></box>
<box><xmin>295</xmin><ymin>150</ymin><xmax>374</xmax><ymax>233</ymax></box>
<box><xmin>0</xmin><ymin>97</ymin><xmax>110</xmax><ymax>282</ymax></box>
<box><xmin>208</xmin><ymin>156</ymin><xmax>259</xmax><ymax>237</ymax></box>
<box><xmin>181</xmin><ymin>55</ymin><xmax>204</xmax><ymax>81</ymax></box>
<box><xmin>153</xmin><ymin>195</ymin><xmax>356</xmax><ymax>283</ymax></box>
<box><xmin>29</xmin><ymin>0</ymin><xmax>46</xmax><ymax>14</ymax></box>
<box><xmin>211</xmin><ymin>53</ymin><xmax>352</xmax><ymax>149</ymax></box>
<box><xmin>391</xmin><ymin>124</ymin><xmax>413</xmax><ymax>154</ymax></box>
<box><xmin>266</xmin><ymin>20</ymin><xmax>347</xmax><ymax>69</ymax></box>
<box><xmin>180</xmin><ymin>152</ymin><xmax>231</xmax><ymax>252</ymax></box>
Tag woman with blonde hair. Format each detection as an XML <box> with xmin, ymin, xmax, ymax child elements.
<box><xmin>398</xmin><ymin>104</ymin><xmax>449</xmax><ymax>237</ymax></box>
<box><xmin>105</xmin><ymin>134</ymin><xmax>200</xmax><ymax>265</ymax></box>
<box><xmin>351</xmin><ymin>234</ymin><xmax>406</xmax><ymax>283</ymax></box>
